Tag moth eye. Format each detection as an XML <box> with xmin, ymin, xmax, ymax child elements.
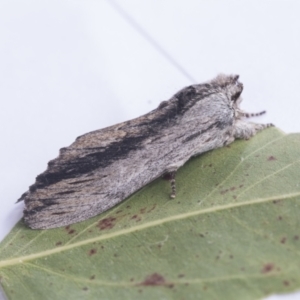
<box><xmin>231</xmin><ymin>91</ymin><xmax>242</xmax><ymax>102</ymax></box>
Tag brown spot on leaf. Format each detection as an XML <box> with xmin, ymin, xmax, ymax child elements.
<box><xmin>139</xmin><ymin>273</ymin><xmax>166</xmax><ymax>286</ymax></box>
<box><xmin>147</xmin><ymin>204</ymin><xmax>156</xmax><ymax>213</ymax></box>
<box><xmin>97</xmin><ymin>217</ymin><xmax>116</xmax><ymax>230</ymax></box>
<box><xmin>90</xmin><ymin>275</ymin><xmax>95</xmax><ymax>280</ymax></box>
<box><xmin>89</xmin><ymin>248</ymin><xmax>97</xmax><ymax>256</ymax></box>
<box><xmin>68</xmin><ymin>229</ymin><xmax>75</xmax><ymax>234</ymax></box>
<box><xmin>131</xmin><ymin>215</ymin><xmax>138</xmax><ymax>219</ymax></box>
<box><xmin>230</xmin><ymin>255</ymin><xmax>234</xmax><ymax>259</ymax></box>
<box><xmin>65</xmin><ymin>226</ymin><xmax>70</xmax><ymax>230</ymax></box>
<box><xmin>294</xmin><ymin>235</ymin><xmax>299</xmax><ymax>240</ymax></box>
<box><xmin>280</xmin><ymin>237</ymin><xmax>287</xmax><ymax>244</ymax></box>
<box><xmin>178</xmin><ymin>274</ymin><xmax>185</xmax><ymax>278</ymax></box>
<box><xmin>278</xmin><ymin>216</ymin><xmax>282</xmax><ymax>220</ymax></box>
<box><xmin>262</xmin><ymin>263</ymin><xmax>274</xmax><ymax>273</ymax></box>
<box><xmin>220</xmin><ymin>189</ymin><xmax>229</xmax><ymax>195</ymax></box>
<box><xmin>239</xmin><ymin>184</ymin><xmax>244</xmax><ymax>188</ymax></box>
<box><xmin>230</xmin><ymin>186</ymin><xmax>236</xmax><ymax>191</ymax></box>
<box><xmin>283</xmin><ymin>280</ymin><xmax>290</xmax><ymax>286</ymax></box>
<box><xmin>55</xmin><ymin>241</ymin><xmax>62</xmax><ymax>246</ymax></box>
<box><xmin>140</xmin><ymin>207</ymin><xmax>146</xmax><ymax>214</ymax></box>
<box><xmin>268</xmin><ymin>156</ymin><xmax>276</xmax><ymax>161</ymax></box>
<box><xmin>82</xmin><ymin>287</ymin><xmax>88</xmax><ymax>291</ymax></box>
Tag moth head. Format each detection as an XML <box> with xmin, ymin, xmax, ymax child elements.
<box><xmin>212</xmin><ymin>74</ymin><xmax>243</xmax><ymax>104</ymax></box>
<box><xmin>228</xmin><ymin>75</ymin><xmax>243</xmax><ymax>104</ymax></box>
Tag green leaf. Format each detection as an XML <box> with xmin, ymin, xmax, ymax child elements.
<box><xmin>1</xmin><ymin>127</ymin><xmax>300</xmax><ymax>300</ymax></box>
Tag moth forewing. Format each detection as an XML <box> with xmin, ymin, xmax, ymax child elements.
<box><xmin>19</xmin><ymin>74</ymin><xmax>273</xmax><ymax>229</ymax></box>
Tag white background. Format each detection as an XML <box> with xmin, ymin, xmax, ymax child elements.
<box><xmin>1</xmin><ymin>1</ymin><xmax>300</xmax><ymax>299</ymax></box>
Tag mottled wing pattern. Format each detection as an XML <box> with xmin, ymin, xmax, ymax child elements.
<box><xmin>19</xmin><ymin>74</ymin><xmax>272</xmax><ymax>229</ymax></box>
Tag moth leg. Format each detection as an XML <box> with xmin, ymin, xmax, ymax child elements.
<box><xmin>234</xmin><ymin>121</ymin><xmax>274</xmax><ymax>140</ymax></box>
<box><xmin>163</xmin><ymin>171</ymin><xmax>177</xmax><ymax>199</ymax></box>
<box><xmin>169</xmin><ymin>171</ymin><xmax>176</xmax><ymax>199</ymax></box>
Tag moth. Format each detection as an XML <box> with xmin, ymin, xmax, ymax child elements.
<box><xmin>18</xmin><ymin>74</ymin><xmax>273</xmax><ymax>229</ymax></box>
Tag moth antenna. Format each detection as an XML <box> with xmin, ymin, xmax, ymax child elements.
<box><xmin>241</xmin><ymin>110</ymin><xmax>266</xmax><ymax>118</ymax></box>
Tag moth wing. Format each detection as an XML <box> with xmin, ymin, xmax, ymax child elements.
<box><xmin>20</xmin><ymin>115</ymin><xmax>158</xmax><ymax>229</ymax></box>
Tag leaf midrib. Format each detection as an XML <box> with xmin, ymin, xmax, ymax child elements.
<box><xmin>0</xmin><ymin>192</ymin><xmax>299</xmax><ymax>269</ymax></box>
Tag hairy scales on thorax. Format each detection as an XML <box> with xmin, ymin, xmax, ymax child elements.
<box><xmin>19</xmin><ymin>74</ymin><xmax>274</xmax><ymax>229</ymax></box>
